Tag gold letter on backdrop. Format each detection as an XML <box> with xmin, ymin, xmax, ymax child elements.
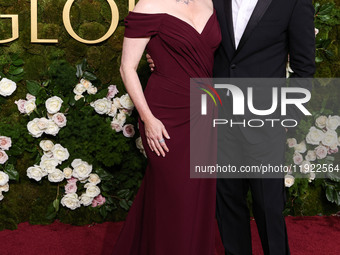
<box><xmin>0</xmin><ymin>14</ymin><xmax>19</xmax><ymax>44</ymax></box>
<box><xmin>63</xmin><ymin>0</ymin><xmax>119</xmax><ymax>44</ymax></box>
<box><xmin>129</xmin><ymin>0</ymin><xmax>136</xmax><ymax>11</ymax></box>
<box><xmin>31</xmin><ymin>0</ymin><xmax>58</xmax><ymax>43</ymax></box>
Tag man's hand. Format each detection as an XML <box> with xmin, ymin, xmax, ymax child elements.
<box><xmin>146</xmin><ymin>54</ymin><xmax>155</xmax><ymax>72</ymax></box>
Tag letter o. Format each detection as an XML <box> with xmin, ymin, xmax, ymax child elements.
<box><xmin>63</xmin><ymin>0</ymin><xmax>119</xmax><ymax>44</ymax></box>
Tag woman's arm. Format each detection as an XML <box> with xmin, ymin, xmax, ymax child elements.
<box><xmin>120</xmin><ymin>37</ymin><xmax>170</xmax><ymax>157</ymax></box>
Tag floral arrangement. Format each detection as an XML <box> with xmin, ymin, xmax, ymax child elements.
<box><xmin>90</xmin><ymin>84</ymin><xmax>136</xmax><ymax>138</ymax></box>
<box><xmin>26</xmin><ymin>140</ymin><xmax>105</xmax><ymax>210</ymax></box>
<box><xmin>286</xmin><ymin>114</ymin><xmax>340</xmax><ymax>205</ymax></box>
<box><xmin>0</xmin><ymin>136</ymin><xmax>12</xmax><ymax>201</ymax></box>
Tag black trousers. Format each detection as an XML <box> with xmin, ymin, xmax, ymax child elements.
<box><xmin>216</xmin><ymin>125</ymin><xmax>290</xmax><ymax>255</ymax></box>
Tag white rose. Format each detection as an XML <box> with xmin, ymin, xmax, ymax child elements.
<box><xmin>27</xmin><ymin>119</ymin><xmax>44</xmax><ymax>138</ymax></box>
<box><xmin>40</xmin><ymin>155</ymin><xmax>60</xmax><ymax>174</ymax></box>
<box><xmin>0</xmin><ymin>171</ymin><xmax>9</xmax><ymax>186</ymax></box>
<box><xmin>315</xmin><ymin>145</ymin><xmax>328</xmax><ymax>159</ymax></box>
<box><xmin>45</xmin><ymin>120</ymin><xmax>60</xmax><ymax>136</ymax></box>
<box><xmin>63</xmin><ymin>167</ymin><xmax>73</xmax><ymax>179</ymax></box>
<box><xmin>0</xmin><ymin>193</ymin><xmax>3</xmax><ymax>201</ymax></box>
<box><xmin>119</xmin><ymin>94</ymin><xmax>134</xmax><ymax>110</ymax></box>
<box><xmin>39</xmin><ymin>140</ymin><xmax>54</xmax><ymax>152</ymax></box>
<box><xmin>315</xmin><ymin>115</ymin><xmax>327</xmax><ymax>129</ymax></box>
<box><xmin>122</xmin><ymin>124</ymin><xmax>135</xmax><ymax>138</ymax></box>
<box><xmin>0</xmin><ymin>183</ymin><xmax>9</xmax><ymax>192</ymax></box>
<box><xmin>73</xmin><ymin>83</ymin><xmax>86</xmax><ymax>95</ymax></box>
<box><xmin>115</xmin><ymin>112</ymin><xmax>127</xmax><ymax>126</ymax></box>
<box><xmin>0</xmin><ymin>78</ymin><xmax>16</xmax><ymax>96</ymax></box>
<box><xmin>90</xmin><ymin>98</ymin><xmax>112</xmax><ymax>115</ymax></box>
<box><xmin>61</xmin><ymin>193</ymin><xmax>81</xmax><ymax>210</ymax></box>
<box><xmin>300</xmin><ymin>160</ymin><xmax>312</xmax><ymax>174</ymax></box>
<box><xmin>87</xmin><ymin>86</ymin><xmax>97</xmax><ymax>95</ymax></box>
<box><xmin>294</xmin><ymin>141</ymin><xmax>307</xmax><ymax>154</ymax></box>
<box><xmin>284</xmin><ymin>174</ymin><xmax>295</xmax><ymax>187</ymax></box>
<box><xmin>48</xmin><ymin>169</ymin><xmax>65</xmax><ymax>182</ymax></box>
<box><xmin>108</xmin><ymin>104</ymin><xmax>118</xmax><ymax>117</ymax></box>
<box><xmin>52</xmin><ymin>113</ymin><xmax>67</xmax><ymax>128</ymax></box>
<box><xmin>84</xmin><ymin>183</ymin><xmax>101</xmax><ymax>197</ymax></box>
<box><xmin>88</xmin><ymin>173</ymin><xmax>101</xmax><ymax>185</ymax></box>
<box><xmin>326</xmin><ymin>115</ymin><xmax>340</xmax><ymax>130</ymax></box>
<box><xmin>37</xmin><ymin>117</ymin><xmax>49</xmax><ymax>130</ymax></box>
<box><xmin>72</xmin><ymin>159</ymin><xmax>92</xmax><ymax>181</ymax></box>
<box><xmin>309</xmin><ymin>172</ymin><xmax>316</xmax><ymax>182</ymax></box>
<box><xmin>80</xmin><ymin>79</ymin><xmax>92</xmax><ymax>89</ymax></box>
<box><xmin>322</xmin><ymin>129</ymin><xmax>338</xmax><ymax>147</ymax></box>
<box><xmin>23</xmin><ymin>99</ymin><xmax>36</xmax><ymax>115</ymax></box>
<box><xmin>306</xmin><ymin>126</ymin><xmax>325</xmax><ymax>145</ymax></box>
<box><xmin>45</xmin><ymin>96</ymin><xmax>63</xmax><ymax>114</ymax></box>
<box><xmin>27</xmin><ymin>165</ymin><xmax>44</xmax><ymax>181</ymax></box>
<box><xmin>111</xmin><ymin>119</ymin><xmax>123</xmax><ymax>132</ymax></box>
<box><xmin>293</xmin><ymin>152</ymin><xmax>303</xmax><ymax>165</ymax></box>
<box><xmin>79</xmin><ymin>194</ymin><xmax>93</xmax><ymax>206</ymax></box>
<box><xmin>121</xmin><ymin>108</ymin><xmax>133</xmax><ymax>116</ymax></box>
<box><xmin>305</xmin><ymin>150</ymin><xmax>316</xmax><ymax>161</ymax></box>
<box><xmin>113</xmin><ymin>98</ymin><xmax>122</xmax><ymax>109</ymax></box>
<box><xmin>75</xmin><ymin>94</ymin><xmax>84</xmax><ymax>101</ymax></box>
<box><xmin>52</xmin><ymin>144</ymin><xmax>69</xmax><ymax>162</ymax></box>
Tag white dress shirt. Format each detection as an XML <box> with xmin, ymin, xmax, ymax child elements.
<box><xmin>232</xmin><ymin>0</ymin><xmax>258</xmax><ymax>48</ymax></box>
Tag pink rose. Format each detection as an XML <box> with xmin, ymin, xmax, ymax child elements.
<box><xmin>293</xmin><ymin>152</ymin><xmax>303</xmax><ymax>165</ymax></box>
<box><xmin>328</xmin><ymin>147</ymin><xmax>338</xmax><ymax>155</ymax></box>
<box><xmin>0</xmin><ymin>150</ymin><xmax>9</xmax><ymax>164</ymax></box>
<box><xmin>111</xmin><ymin>120</ymin><xmax>123</xmax><ymax>132</ymax></box>
<box><xmin>107</xmin><ymin>85</ymin><xmax>119</xmax><ymax>99</ymax></box>
<box><xmin>15</xmin><ymin>99</ymin><xmax>26</xmax><ymax>113</ymax></box>
<box><xmin>64</xmin><ymin>182</ymin><xmax>77</xmax><ymax>194</ymax></box>
<box><xmin>67</xmin><ymin>177</ymin><xmax>78</xmax><ymax>184</ymax></box>
<box><xmin>52</xmin><ymin>113</ymin><xmax>67</xmax><ymax>128</ymax></box>
<box><xmin>91</xmin><ymin>194</ymin><xmax>106</xmax><ymax>207</ymax></box>
<box><xmin>0</xmin><ymin>136</ymin><xmax>12</xmax><ymax>150</ymax></box>
<box><xmin>315</xmin><ymin>145</ymin><xmax>328</xmax><ymax>159</ymax></box>
<box><xmin>122</xmin><ymin>124</ymin><xmax>135</xmax><ymax>138</ymax></box>
<box><xmin>26</xmin><ymin>93</ymin><xmax>36</xmax><ymax>101</ymax></box>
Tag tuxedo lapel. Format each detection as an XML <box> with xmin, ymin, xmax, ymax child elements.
<box><xmin>218</xmin><ymin>0</ymin><xmax>235</xmax><ymax>61</ymax></box>
<box><xmin>224</xmin><ymin>0</ymin><xmax>236</xmax><ymax>50</ymax></box>
<box><xmin>235</xmin><ymin>0</ymin><xmax>273</xmax><ymax>55</ymax></box>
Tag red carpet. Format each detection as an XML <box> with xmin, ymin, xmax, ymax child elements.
<box><xmin>0</xmin><ymin>217</ymin><xmax>339</xmax><ymax>255</ymax></box>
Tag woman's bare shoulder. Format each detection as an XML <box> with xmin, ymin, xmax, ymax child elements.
<box><xmin>133</xmin><ymin>0</ymin><xmax>167</xmax><ymax>14</ymax></box>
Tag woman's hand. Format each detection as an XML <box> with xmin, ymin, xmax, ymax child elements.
<box><xmin>143</xmin><ymin>116</ymin><xmax>170</xmax><ymax>157</ymax></box>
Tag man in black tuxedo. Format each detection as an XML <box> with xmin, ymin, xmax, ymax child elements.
<box><xmin>212</xmin><ymin>0</ymin><xmax>315</xmax><ymax>254</ymax></box>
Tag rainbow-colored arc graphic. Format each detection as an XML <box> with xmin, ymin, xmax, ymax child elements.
<box><xmin>199</xmin><ymin>84</ymin><xmax>223</xmax><ymax>106</ymax></box>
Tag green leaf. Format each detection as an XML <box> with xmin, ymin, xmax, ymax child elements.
<box><xmin>8</xmin><ymin>66</ymin><xmax>24</xmax><ymax>75</ymax></box>
<box><xmin>119</xmin><ymin>199</ymin><xmax>130</xmax><ymax>211</ymax></box>
<box><xmin>99</xmin><ymin>206</ymin><xmax>108</xmax><ymax>218</ymax></box>
<box><xmin>76</xmin><ymin>64</ymin><xmax>83</xmax><ymax>79</ymax></box>
<box><xmin>53</xmin><ymin>198</ymin><xmax>60</xmax><ymax>212</ymax></box>
<box><xmin>325</xmin><ymin>186</ymin><xmax>334</xmax><ymax>202</ymax></box>
<box><xmin>45</xmin><ymin>203</ymin><xmax>57</xmax><ymax>220</ymax></box>
<box><xmin>26</xmin><ymin>80</ymin><xmax>42</xmax><ymax>96</ymax></box>
<box><xmin>317</xmin><ymin>3</ymin><xmax>334</xmax><ymax>15</ymax></box>
<box><xmin>315</xmin><ymin>56</ymin><xmax>323</xmax><ymax>63</ymax></box>
<box><xmin>12</xmin><ymin>59</ymin><xmax>24</xmax><ymax>66</ymax></box>
<box><xmin>117</xmin><ymin>189</ymin><xmax>130</xmax><ymax>199</ymax></box>
<box><xmin>83</xmin><ymin>71</ymin><xmax>97</xmax><ymax>81</ymax></box>
<box><xmin>4</xmin><ymin>164</ymin><xmax>19</xmax><ymax>181</ymax></box>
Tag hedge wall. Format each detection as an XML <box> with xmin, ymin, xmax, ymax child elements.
<box><xmin>0</xmin><ymin>0</ymin><xmax>339</xmax><ymax>230</ymax></box>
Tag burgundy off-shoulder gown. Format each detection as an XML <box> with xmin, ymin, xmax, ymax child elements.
<box><xmin>112</xmin><ymin>10</ymin><xmax>221</xmax><ymax>255</ymax></box>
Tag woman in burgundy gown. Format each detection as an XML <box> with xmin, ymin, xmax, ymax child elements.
<box><xmin>113</xmin><ymin>1</ymin><xmax>221</xmax><ymax>254</ymax></box>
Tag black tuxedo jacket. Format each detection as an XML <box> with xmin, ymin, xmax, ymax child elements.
<box><xmin>213</xmin><ymin>0</ymin><xmax>316</xmax><ymax>143</ymax></box>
